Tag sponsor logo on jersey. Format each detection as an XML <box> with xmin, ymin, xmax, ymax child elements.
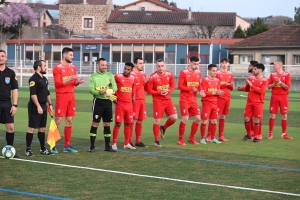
<box><xmin>220</xmin><ymin>81</ymin><xmax>226</xmax><ymax>85</ymax></box>
<box><xmin>157</xmin><ymin>84</ymin><xmax>170</xmax><ymax>90</ymax></box>
<box><xmin>208</xmin><ymin>88</ymin><xmax>217</xmax><ymax>92</ymax></box>
<box><xmin>120</xmin><ymin>87</ymin><xmax>132</xmax><ymax>92</ymax></box>
<box><xmin>187</xmin><ymin>82</ymin><xmax>199</xmax><ymax>87</ymax></box>
<box><xmin>62</xmin><ymin>76</ymin><xmax>72</xmax><ymax>81</ymax></box>
<box><xmin>95</xmin><ymin>86</ymin><xmax>109</xmax><ymax>91</ymax></box>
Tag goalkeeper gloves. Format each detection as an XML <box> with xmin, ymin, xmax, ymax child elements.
<box><xmin>109</xmin><ymin>94</ymin><xmax>117</xmax><ymax>102</ymax></box>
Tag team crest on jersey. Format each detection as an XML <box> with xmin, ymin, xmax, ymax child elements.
<box><xmin>260</xmin><ymin>82</ymin><xmax>263</xmax><ymax>85</ymax></box>
<box><xmin>5</xmin><ymin>77</ymin><xmax>10</xmax><ymax>84</ymax></box>
<box><xmin>197</xmin><ymin>75</ymin><xmax>199</xmax><ymax>78</ymax></box>
<box><xmin>187</xmin><ymin>75</ymin><xmax>190</xmax><ymax>77</ymax></box>
<box><xmin>167</xmin><ymin>77</ymin><xmax>169</xmax><ymax>80</ymax></box>
<box><xmin>62</xmin><ymin>70</ymin><xmax>65</xmax><ymax>72</ymax></box>
<box><xmin>229</xmin><ymin>76</ymin><xmax>231</xmax><ymax>79</ymax></box>
<box><xmin>71</xmin><ymin>68</ymin><xmax>74</xmax><ymax>72</ymax></box>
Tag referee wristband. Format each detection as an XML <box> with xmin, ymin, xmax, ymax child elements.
<box><xmin>13</xmin><ymin>104</ymin><xmax>18</xmax><ymax>107</ymax></box>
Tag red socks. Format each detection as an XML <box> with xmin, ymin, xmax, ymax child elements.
<box><xmin>164</xmin><ymin>118</ymin><xmax>175</xmax><ymax>130</ymax></box>
<box><xmin>218</xmin><ymin>119</ymin><xmax>225</xmax><ymax>138</ymax></box>
<box><xmin>189</xmin><ymin>122</ymin><xmax>199</xmax><ymax>139</ymax></box>
<box><xmin>269</xmin><ymin>118</ymin><xmax>275</xmax><ymax>133</ymax></box>
<box><xmin>200</xmin><ymin>123</ymin><xmax>206</xmax><ymax>139</ymax></box>
<box><xmin>153</xmin><ymin>124</ymin><xmax>160</xmax><ymax>142</ymax></box>
<box><xmin>135</xmin><ymin>123</ymin><xmax>142</xmax><ymax>144</ymax></box>
<box><xmin>210</xmin><ymin>123</ymin><xmax>217</xmax><ymax>139</ymax></box>
<box><xmin>64</xmin><ymin>126</ymin><xmax>72</xmax><ymax>148</ymax></box>
<box><xmin>124</xmin><ymin>125</ymin><xmax>131</xmax><ymax>145</ymax></box>
<box><xmin>112</xmin><ymin>125</ymin><xmax>120</xmax><ymax>144</ymax></box>
<box><xmin>281</xmin><ymin>119</ymin><xmax>287</xmax><ymax>133</ymax></box>
<box><xmin>179</xmin><ymin>121</ymin><xmax>186</xmax><ymax>140</ymax></box>
<box><xmin>244</xmin><ymin>121</ymin><xmax>252</xmax><ymax>136</ymax></box>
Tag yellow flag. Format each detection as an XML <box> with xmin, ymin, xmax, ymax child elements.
<box><xmin>47</xmin><ymin>118</ymin><xmax>61</xmax><ymax>149</ymax></box>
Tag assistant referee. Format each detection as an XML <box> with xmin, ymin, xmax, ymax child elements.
<box><xmin>25</xmin><ymin>60</ymin><xmax>53</xmax><ymax>156</ymax></box>
<box><xmin>0</xmin><ymin>50</ymin><xmax>19</xmax><ymax>158</ymax></box>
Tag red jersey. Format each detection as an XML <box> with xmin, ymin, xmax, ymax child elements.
<box><xmin>146</xmin><ymin>70</ymin><xmax>175</xmax><ymax>102</ymax></box>
<box><xmin>131</xmin><ymin>70</ymin><xmax>146</xmax><ymax>100</ymax></box>
<box><xmin>114</xmin><ymin>73</ymin><xmax>135</xmax><ymax>103</ymax></box>
<box><xmin>201</xmin><ymin>76</ymin><xmax>220</xmax><ymax>102</ymax></box>
<box><xmin>178</xmin><ymin>68</ymin><xmax>201</xmax><ymax>102</ymax></box>
<box><xmin>53</xmin><ymin>62</ymin><xmax>78</xmax><ymax>93</ymax></box>
<box><xmin>269</xmin><ymin>71</ymin><xmax>291</xmax><ymax>95</ymax></box>
<box><xmin>244</xmin><ymin>76</ymin><xmax>268</xmax><ymax>103</ymax></box>
<box><xmin>216</xmin><ymin>70</ymin><xmax>234</xmax><ymax>100</ymax></box>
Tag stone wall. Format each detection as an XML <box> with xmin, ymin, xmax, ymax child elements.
<box><xmin>59</xmin><ymin>4</ymin><xmax>109</xmax><ymax>35</ymax></box>
<box><xmin>108</xmin><ymin>23</ymin><xmax>234</xmax><ymax>39</ymax></box>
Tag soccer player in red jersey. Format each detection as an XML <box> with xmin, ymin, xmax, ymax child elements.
<box><xmin>177</xmin><ymin>56</ymin><xmax>203</xmax><ymax>146</ymax></box>
<box><xmin>237</xmin><ymin>61</ymin><xmax>258</xmax><ymax>138</ymax></box>
<box><xmin>200</xmin><ymin>64</ymin><xmax>224</xmax><ymax>144</ymax></box>
<box><xmin>129</xmin><ymin>57</ymin><xmax>148</xmax><ymax>148</ymax></box>
<box><xmin>146</xmin><ymin>59</ymin><xmax>178</xmax><ymax>147</ymax></box>
<box><xmin>52</xmin><ymin>47</ymin><xmax>85</xmax><ymax>153</ymax></box>
<box><xmin>267</xmin><ymin>60</ymin><xmax>292</xmax><ymax>140</ymax></box>
<box><xmin>241</xmin><ymin>63</ymin><xmax>268</xmax><ymax>143</ymax></box>
<box><xmin>112</xmin><ymin>62</ymin><xmax>136</xmax><ymax>150</ymax></box>
<box><xmin>207</xmin><ymin>58</ymin><xmax>234</xmax><ymax>142</ymax></box>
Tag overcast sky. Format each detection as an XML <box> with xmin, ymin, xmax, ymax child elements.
<box><xmin>43</xmin><ymin>0</ymin><xmax>298</xmax><ymax>18</ymax></box>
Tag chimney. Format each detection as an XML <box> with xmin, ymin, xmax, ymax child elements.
<box><xmin>188</xmin><ymin>7</ymin><xmax>192</xmax><ymax>20</ymax></box>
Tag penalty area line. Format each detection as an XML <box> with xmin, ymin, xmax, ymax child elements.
<box><xmin>4</xmin><ymin>157</ymin><xmax>300</xmax><ymax>197</ymax></box>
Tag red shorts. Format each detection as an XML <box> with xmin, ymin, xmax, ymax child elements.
<box><xmin>270</xmin><ymin>94</ymin><xmax>289</xmax><ymax>114</ymax></box>
<box><xmin>115</xmin><ymin>101</ymin><xmax>133</xmax><ymax>123</ymax></box>
<box><xmin>55</xmin><ymin>93</ymin><xmax>76</xmax><ymax>117</ymax></box>
<box><xmin>217</xmin><ymin>97</ymin><xmax>230</xmax><ymax>115</ymax></box>
<box><xmin>201</xmin><ymin>101</ymin><xmax>218</xmax><ymax>120</ymax></box>
<box><xmin>153</xmin><ymin>99</ymin><xmax>177</xmax><ymax>119</ymax></box>
<box><xmin>244</xmin><ymin>101</ymin><xmax>264</xmax><ymax>118</ymax></box>
<box><xmin>133</xmin><ymin>99</ymin><xmax>147</xmax><ymax>120</ymax></box>
<box><xmin>179</xmin><ymin>101</ymin><xmax>200</xmax><ymax>116</ymax></box>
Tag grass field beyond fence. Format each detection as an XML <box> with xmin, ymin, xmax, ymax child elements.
<box><xmin>0</xmin><ymin>87</ymin><xmax>300</xmax><ymax>199</ymax></box>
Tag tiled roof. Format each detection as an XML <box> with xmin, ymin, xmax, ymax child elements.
<box><xmin>59</xmin><ymin>0</ymin><xmax>107</xmax><ymax>4</ymax></box>
<box><xmin>115</xmin><ymin>0</ymin><xmax>184</xmax><ymax>12</ymax></box>
<box><xmin>107</xmin><ymin>11</ymin><xmax>236</xmax><ymax>26</ymax></box>
<box><xmin>227</xmin><ymin>25</ymin><xmax>300</xmax><ymax>48</ymax></box>
<box><xmin>27</xmin><ymin>3</ymin><xmax>59</xmax><ymax>10</ymax></box>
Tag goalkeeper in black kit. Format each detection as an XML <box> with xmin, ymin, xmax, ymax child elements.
<box><xmin>88</xmin><ymin>58</ymin><xmax>117</xmax><ymax>152</ymax></box>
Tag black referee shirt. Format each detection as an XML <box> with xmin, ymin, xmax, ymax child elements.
<box><xmin>29</xmin><ymin>72</ymin><xmax>50</xmax><ymax>104</ymax></box>
<box><xmin>0</xmin><ymin>67</ymin><xmax>18</xmax><ymax>101</ymax></box>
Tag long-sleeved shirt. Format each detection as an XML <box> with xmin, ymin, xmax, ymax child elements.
<box><xmin>146</xmin><ymin>70</ymin><xmax>175</xmax><ymax>102</ymax></box>
<box><xmin>114</xmin><ymin>73</ymin><xmax>135</xmax><ymax>103</ymax></box>
<box><xmin>201</xmin><ymin>76</ymin><xmax>220</xmax><ymax>102</ymax></box>
<box><xmin>216</xmin><ymin>70</ymin><xmax>234</xmax><ymax>100</ymax></box>
<box><xmin>245</xmin><ymin>76</ymin><xmax>268</xmax><ymax>103</ymax></box>
<box><xmin>131</xmin><ymin>70</ymin><xmax>147</xmax><ymax>100</ymax></box>
<box><xmin>53</xmin><ymin>62</ymin><xmax>77</xmax><ymax>94</ymax></box>
<box><xmin>178</xmin><ymin>68</ymin><xmax>201</xmax><ymax>102</ymax></box>
<box><xmin>269</xmin><ymin>71</ymin><xmax>291</xmax><ymax>95</ymax></box>
<box><xmin>89</xmin><ymin>71</ymin><xmax>117</xmax><ymax>99</ymax></box>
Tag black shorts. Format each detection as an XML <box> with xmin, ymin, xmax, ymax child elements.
<box><xmin>92</xmin><ymin>98</ymin><xmax>112</xmax><ymax>123</ymax></box>
<box><xmin>0</xmin><ymin>101</ymin><xmax>14</xmax><ymax>124</ymax></box>
<box><xmin>28</xmin><ymin>101</ymin><xmax>47</xmax><ymax>128</ymax></box>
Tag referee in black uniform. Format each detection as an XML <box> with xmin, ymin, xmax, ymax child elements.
<box><xmin>0</xmin><ymin>50</ymin><xmax>19</xmax><ymax>158</ymax></box>
<box><xmin>25</xmin><ymin>60</ymin><xmax>53</xmax><ymax>156</ymax></box>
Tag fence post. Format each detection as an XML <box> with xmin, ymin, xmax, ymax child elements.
<box><xmin>20</xmin><ymin>60</ymin><xmax>23</xmax><ymax>87</ymax></box>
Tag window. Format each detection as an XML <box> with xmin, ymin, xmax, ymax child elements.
<box><xmin>295</xmin><ymin>55</ymin><xmax>300</xmax><ymax>64</ymax></box>
<box><xmin>53</xmin><ymin>52</ymin><xmax>61</xmax><ymax>62</ymax></box>
<box><xmin>240</xmin><ymin>55</ymin><xmax>253</xmax><ymax>64</ymax></box>
<box><xmin>82</xmin><ymin>16</ymin><xmax>94</xmax><ymax>30</ymax></box>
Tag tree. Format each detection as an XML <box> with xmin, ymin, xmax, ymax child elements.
<box><xmin>294</xmin><ymin>6</ymin><xmax>300</xmax><ymax>24</ymax></box>
<box><xmin>169</xmin><ymin>1</ymin><xmax>177</xmax><ymax>7</ymax></box>
<box><xmin>245</xmin><ymin>17</ymin><xmax>269</xmax><ymax>37</ymax></box>
<box><xmin>160</xmin><ymin>0</ymin><xmax>169</xmax><ymax>4</ymax></box>
<box><xmin>234</xmin><ymin>25</ymin><xmax>245</xmax><ymax>38</ymax></box>
<box><xmin>0</xmin><ymin>2</ymin><xmax>37</xmax><ymax>55</ymax></box>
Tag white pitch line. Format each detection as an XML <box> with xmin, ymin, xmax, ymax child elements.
<box><xmin>2</xmin><ymin>157</ymin><xmax>300</xmax><ymax>197</ymax></box>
